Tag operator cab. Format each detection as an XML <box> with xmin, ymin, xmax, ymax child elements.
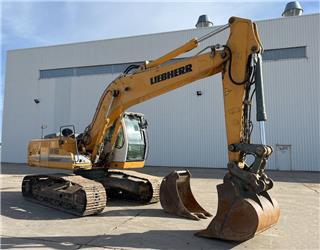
<box><xmin>108</xmin><ymin>112</ymin><xmax>148</xmax><ymax>169</ymax></box>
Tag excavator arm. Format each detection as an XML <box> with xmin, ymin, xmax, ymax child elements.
<box><xmin>81</xmin><ymin>17</ymin><xmax>263</xmax><ymax>171</ymax></box>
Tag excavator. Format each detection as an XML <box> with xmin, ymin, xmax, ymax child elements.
<box><xmin>23</xmin><ymin>17</ymin><xmax>279</xmax><ymax>241</ymax></box>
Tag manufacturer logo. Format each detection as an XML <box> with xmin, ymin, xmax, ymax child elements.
<box><xmin>150</xmin><ymin>64</ymin><xmax>192</xmax><ymax>84</ymax></box>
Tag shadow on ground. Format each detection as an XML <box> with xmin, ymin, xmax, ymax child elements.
<box><xmin>1</xmin><ymin>191</ymin><xmax>76</xmax><ymax>220</ymax></box>
<box><xmin>1</xmin><ymin>191</ymin><xmax>186</xmax><ymax>221</ymax></box>
<box><xmin>0</xmin><ymin>231</ymin><xmax>239</xmax><ymax>250</ymax></box>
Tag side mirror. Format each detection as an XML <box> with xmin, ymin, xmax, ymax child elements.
<box><xmin>140</xmin><ymin>119</ymin><xmax>148</xmax><ymax>129</ymax></box>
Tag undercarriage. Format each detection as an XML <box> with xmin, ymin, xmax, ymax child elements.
<box><xmin>22</xmin><ymin>169</ymin><xmax>161</xmax><ymax>216</ymax></box>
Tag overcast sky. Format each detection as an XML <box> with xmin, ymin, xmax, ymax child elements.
<box><xmin>1</xmin><ymin>0</ymin><xmax>319</xmax><ymax>140</ymax></box>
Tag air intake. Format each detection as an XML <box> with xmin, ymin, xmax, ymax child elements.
<box><xmin>195</xmin><ymin>15</ymin><xmax>213</xmax><ymax>28</ymax></box>
<box><xmin>282</xmin><ymin>1</ymin><xmax>303</xmax><ymax>16</ymax></box>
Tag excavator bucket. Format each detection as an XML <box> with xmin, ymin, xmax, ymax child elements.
<box><xmin>160</xmin><ymin>170</ymin><xmax>212</xmax><ymax>220</ymax></box>
<box><xmin>196</xmin><ymin>180</ymin><xmax>280</xmax><ymax>241</ymax></box>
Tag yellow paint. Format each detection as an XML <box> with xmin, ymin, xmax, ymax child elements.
<box><xmin>109</xmin><ymin>161</ymin><xmax>145</xmax><ymax>169</ymax></box>
<box><xmin>28</xmin><ymin>137</ymin><xmax>92</xmax><ymax>170</ymax></box>
<box><xmin>222</xmin><ymin>17</ymin><xmax>261</xmax><ymax>162</ymax></box>
<box><xmin>146</xmin><ymin>38</ymin><xmax>198</xmax><ymax>69</ymax></box>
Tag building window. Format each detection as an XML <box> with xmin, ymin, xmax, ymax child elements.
<box><xmin>39</xmin><ymin>46</ymin><xmax>307</xmax><ymax>79</ymax></box>
<box><xmin>39</xmin><ymin>68</ymin><xmax>74</xmax><ymax>79</ymax></box>
<box><xmin>75</xmin><ymin>65</ymin><xmax>113</xmax><ymax>76</ymax></box>
<box><xmin>39</xmin><ymin>62</ymin><xmax>145</xmax><ymax>79</ymax></box>
<box><xmin>262</xmin><ymin>46</ymin><xmax>306</xmax><ymax>61</ymax></box>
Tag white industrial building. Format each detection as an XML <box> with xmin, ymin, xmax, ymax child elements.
<box><xmin>2</xmin><ymin>13</ymin><xmax>319</xmax><ymax>171</ymax></box>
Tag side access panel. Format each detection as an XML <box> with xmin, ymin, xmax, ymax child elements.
<box><xmin>28</xmin><ymin>138</ymin><xmax>91</xmax><ymax>170</ymax></box>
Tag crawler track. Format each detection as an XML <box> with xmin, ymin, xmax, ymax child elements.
<box><xmin>107</xmin><ymin>170</ymin><xmax>161</xmax><ymax>203</ymax></box>
<box><xmin>22</xmin><ymin>174</ymin><xmax>106</xmax><ymax>216</ymax></box>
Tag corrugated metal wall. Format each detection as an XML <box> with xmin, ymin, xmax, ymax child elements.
<box><xmin>2</xmin><ymin>14</ymin><xmax>319</xmax><ymax>171</ymax></box>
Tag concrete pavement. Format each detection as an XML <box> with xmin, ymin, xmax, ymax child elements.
<box><xmin>0</xmin><ymin>163</ymin><xmax>319</xmax><ymax>249</ymax></box>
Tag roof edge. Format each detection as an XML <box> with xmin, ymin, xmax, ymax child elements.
<box><xmin>7</xmin><ymin>13</ymin><xmax>320</xmax><ymax>53</ymax></box>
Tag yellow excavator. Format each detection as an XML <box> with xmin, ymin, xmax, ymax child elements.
<box><xmin>23</xmin><ymin>17</ymin><xmax>279</xmax><ymax>241</ymax></box>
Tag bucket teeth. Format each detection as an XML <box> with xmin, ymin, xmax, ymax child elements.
<box><xmin>160</xmin><ymin>170</ymin><xmax>212</xmax><ymax>220</ymax></box>
<box><xmin>196</xmin><ymin>180</ymin><xmax>280</xmax><ymax>241</ymax></box>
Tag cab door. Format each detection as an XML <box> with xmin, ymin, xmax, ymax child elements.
<box><xmin>110</xmin><ymin>113</ymin><xmax>147</xmax><ymax>169</ymax></box>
